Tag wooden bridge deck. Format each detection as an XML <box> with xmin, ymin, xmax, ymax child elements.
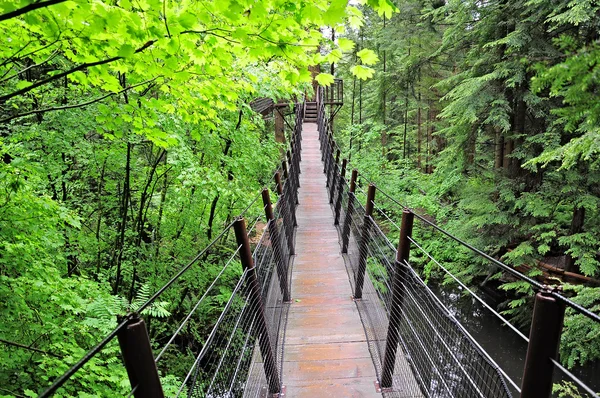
<box><xmin>282</xmin><ymin>122</ymin><xmax>380</xmax><ymax>398</ymax></box>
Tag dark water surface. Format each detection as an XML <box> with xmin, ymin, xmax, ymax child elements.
<box><xmin>430</xmin><ymin>284</ymin><xmax>599</xmax><ymax>397</ymax></box>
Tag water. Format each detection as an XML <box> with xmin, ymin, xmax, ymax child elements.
<box><xmin>430</xmin><ymin>284</ymin><xmax>600</xmax><ymax>397</ymax></box>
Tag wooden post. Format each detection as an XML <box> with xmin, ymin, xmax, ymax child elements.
<box><xmin>329</xmin><ymin>149</ymin><xmax>340</xmax><ymax>203</ymax></box>
<box><xmin>334</xmin><ymin>159</ymin><xmax>347</xmax><ymax>225</ymax></box>
<box><xmin>520</xmin><ymin>289</ymin><xmax>565</xmax><ymax>398</ymax></box>
<box><xmin>275</xmin><ymin>171</ymin><xmax>283</xmax><ymax>195</ymax></box>
<box><xmin>354</xmin><ymin>184</ymin><xmax>376</xmax><ymax>299</ymax></box>
<box><xmin>282</xmin><ymin>161</ymin><xmax>289</xmax><ymax>180</ymax></box>
<box><xmin>274</xmin><ymin>104</ymin><xmax>286</xmax><ymax>144</ymax></box>
<box><xmin>233</xmin><ymin>218</ymin><xmax>281</xmax><ymax>394</ymax></box>
<box><xmin>117</xmin><ymin>316</ymin><xmax>165</xmax><ymax>398</ymax></box>
<box><xmin>262</xmin><ymin>189</ymin><xmax>291</xmax><ymax>302</ymax></box>
<box><xmin>342</xmin><ymin>170</ymin><xmax>358</xmax><ymax>253</ymax></box>
<box><xmin>380</xmin><ymin>210</ymin><xmax>414</xmax><ymax>388</ymax></box>
<box><xmin>275</xmin><ymin>171</ymin><xmax>296</xmax><ymax>250</ymax></box>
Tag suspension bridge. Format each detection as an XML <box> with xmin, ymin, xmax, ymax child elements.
<box><xmin>36</xmin><ymin>84</ymin><xmax>599</xmax><ymax>398</ymax></box>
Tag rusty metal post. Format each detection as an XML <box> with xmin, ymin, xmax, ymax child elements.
<box><xmin>380</xmin><ymin>210</ymin><xmax>414</xmax><ymax>389</ymax></box>
<box><xmin>334</xmin><ymin>159</ymin><xmax>347</xmax><ymax>225</ymax></box>
<box><xmin>326</xmin><ymin>136</ymin><xmax>335</xmax><ymax>184</ymax></box>
<box><xmin>287</xmin><ymin>149</ymin><xmax>299</xmax><ymax>196</ymax></box>
<box><xmin>282</xmin><ymin>161</ymin><xmax>289</xmax><ymax>179</ymax></box>
<box><xmin>323</xmin><ymin>134</ymin><xmax>329</xmax><ymax>170</ymax></box>
<box><xmin>341</xmin><ymin>169</ymin><xmax>358</xmax><ymax>253</ymax></box>
<box><xmin>288</xmin><ymin>149</ymin><xmax>299</xmax><ymax>204</ymax></box>
<box><xmin>233</xmin><ymin>218</ymin><xmax>281</xmax><ymax>394</ymax></box>
<box><xmin>117</xmin><ymin>315</ymin><xmax>165</xmax><ymax>398</ymax></box>
<box><xmin>287</xmin><ymin>150</ymin><xmax>293</xmax><ymax>177</ymax></box>
<box><xmin>520</xmin><ymin>289</ymin><xmax>565</xmax><ymax>398</ymax></box>
<box><xmin>275</xmin><ymin>171</ymin><xmax>284</xmax><ymax>195</ymax></box>
<box><xmin>354</xmin><ymin>184</ymin><xmax>376</xmax><ymax>299</ymax></box>
<box><xmin>275</xmin><ymin>171</ymin><xmax>296</xmax><ymax>250</ymax></box>
<box><xmin>262</xmin><ymin>189</ymin><xmax>291</xmax><ymax>302</ymax></box>
<box><xmin>329</xmin><ymin>149</ymin><xmax>340</xmax><ymax>202</ymax></box>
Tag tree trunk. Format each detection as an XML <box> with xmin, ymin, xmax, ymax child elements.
<box><xmin>207</xmin><ymin>194</ymin><xmax>219</xmax><ymax>240</ymax></box>
<box><xmin>95</xmin><ymin>158</ymin><xmax>107</xmax><ymax>276</ymax></box>
<box><xmin>503</xmin><ymin>138</ymin><xmax>514</xmax><ymax>172</ymax></box>
<box><xmin>274</xmin><ymin>105</ymin><xmax>286</xmax><ymax>144</ymax></box>
<box><xmin>154</xmin><ymin>155</ymin><xmax>168</xmax><ymax>258</ymax></box>
<box><xmin>466</xmin><ymin>125</ymin><xmax>477</xmax><ymax>166</ymax></box>
<box><xmin>509</xmin><ymin>95</ymin><xmax>526</xmax><ymax>177</ymax></box>
<box><xmin>494</xmin><ymin>128</ymin><xmax>504</xmax><ymax>169</ymax></box>
<box><xmin>565</xmin><ymin>205</ymin><xmax>585</xmax><ymax>273</ymax></box>
<box><xmin>113</xmin><ymin>142</ymin><xmax>131</xmax><ymax>295</ymax></box>
<box><xmin>403</xmin><ymin>86</ymin><xmax>409</xmax><ymax>159</ymax></box>
<box><xmin>417</xmin><ymin>71</ymin><xmax>422</xmax><ymax>169</ymax></box>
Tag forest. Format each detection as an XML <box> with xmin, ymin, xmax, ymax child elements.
<box><xmin>330</xmin><ymin>0</ymin><xmax>600</xmax><ymax>395</ymax></box>
<box><xmin>0</xmin><ymin>0</ymin><xmax>599</xmax><ymax>397</ymax></box>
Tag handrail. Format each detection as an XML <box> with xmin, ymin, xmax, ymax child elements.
<box><xmin>39</xmin><ymin>100</ymin><xmax>305</xmax><ymax>397</ymax></box>
<box><xmin>315</xmin><ymin>84</ymin><xmax>599</xmax><ymax>398</ymax></box>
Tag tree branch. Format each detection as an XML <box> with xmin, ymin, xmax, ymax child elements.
<box><xmin>0</xmin><ymin>77</ymin><xmax>161</xmax><ymax>123</ymax></box>
<box><xmin>0</xmin><ymin>337</ymin><xmax>63</xmax><ymax>358</ymax></box>
<box><xmin>0</xmin><ymin>0</ymin><xmax>67</xmax><ymax>22</ymax></box>
<box><xmin>0</xmin><ymin>40</ymin><xmax>156</xmax><ymax>102</ymax></box>
<box><xmin>0</xmin><ymin>49</ymin><xmax>60</xmax><ymax>84</ymax></box>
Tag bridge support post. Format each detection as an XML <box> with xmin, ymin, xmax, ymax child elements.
<box><xmin>276</xmin><ymin>170</ymin><xmax>297</xmax><ymax>227</ymax></box>
<box><xmin>323</xmin><ymin>135</ymin><xmax>330</xmax><ymax>173</ymax></box>
<box><xmin>353</xmin><ymin>184</ymin><xmax>376</xmax><ymax>299</ymax></box>
<box><xmin>520</xmin><ymin>289</ymin><xmax>565</xmax><ymax>398</ymax></box>
<box><xmin>234</xmin><ymin>218</ymin><xmax>281</xmax><ymax>395</ymax></box>
<box><xmin>341</xmin><ymin>169</ymin><xmax>358</xmax><ymax>253</ymax></box>
<box><xmin>334</xmin><ymin>159</ymin><xmax>347</xmax><ymax>225</ymax></box>
<box><xmin>262</xmin><ymin>188</ymin><xmax>291</xmax><ymax>302</ymax></box>
<box><xmin>329</xmin><ymin>149</ymin><xmax>340</xmax><ymax>202</ymax></box>
<box><xmin>117</xmin><ymin>315</ymin><xmax>165</xmax><ymax>398</ymax></box>
<box><xmin>287</xmin><ymin>150</ymin><xmax>299</xmax><ymax>203</ymax></box>
<box><xmin>380</xmin><ymin>210</ymin><xmax>414</xmax><ymax>389</ymax></box>
<box><xmin>282</xmin><ymin>160</ymin><xmax>288</xmax><ymax>179</ymax></box>
<box><xmin>275</xmin><ymin>171</ymin><xmax>296</xmax><ymax>255</ymax></box>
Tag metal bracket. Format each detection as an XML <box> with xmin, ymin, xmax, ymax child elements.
<box><xmin>260</xmin><ymin>385</ymin><xmax>286</xmax><ymax>397</ymax></box>
<box><xmin>374</xmin><ymin>380</ymin><xmax>393</xmax><ymax>393</ymax></box>
<box><xmin>276</xmin><ymin>385</ymin><xmax>287</xmax><ymax>397</ymax></box>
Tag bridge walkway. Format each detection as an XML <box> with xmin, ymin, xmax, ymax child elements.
<box><xmin>282</xmin><ymin>122</ymin><xmax>379</xmax><ymax>397</ymax></box>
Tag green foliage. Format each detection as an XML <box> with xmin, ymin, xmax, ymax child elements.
<box><xmin>559</xmin><ymin>285</ymin><xmax>600</xmax><ymax>368</ymax></box>
<box><xmin>333</xmin><ymin>0</ymin><xmax>600</xmax><ymax>377</ymax></box>
<box><xmin>552</xmin><ymin>381</ymin><xmax>585</xmax><ymax>398</ymax></box>
<box><xmin>0</xmin><ymin>0</ymin><xmax>397</xmax><ymax>395</ymax></box>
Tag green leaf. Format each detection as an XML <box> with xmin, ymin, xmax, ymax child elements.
<box><xmin>326</xmin><ymin>49</ymin><xmax>342</xmax><ymax>63</ymax></box>
<box><xmin>323</xmin><ymin>0</ymin><xmax>347</xmax><ymax>25</ymax></box>
<box><xmin>178</xmin><ymin>12</ymin><xmax>196</xmax><ymax>29</ymax></box>
<box><xmin>357</xmin><ymin>48</ymin><xmax>379</xmax><ymax>65</ymax></box>
<box><xmin>315</xmin><ymin>73</ymin><xmax>335</xmax><ymax>86</ymax></box>
<box><xmin>15</xmin><ymin>80</ymin><xmax>33</xmax><ymax>90</ymax></box>
<box><xmin>338</xmin><ymin>38</ymin><xmax>355</xmax><ymax>52</ymax></box>
<box><xmin>350</xmin><ymin>65</ymin><xmax>375</xmax><ymax>80</ymax></box>
<box><xmin>118</xmin><ymin>44</ymin><xmax>135</xmax><ymax>58</ymax></box>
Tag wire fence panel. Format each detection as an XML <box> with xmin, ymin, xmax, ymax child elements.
<box><xmin>323</xmin><ymin>141</ymin><xmax>512</xmax><ymax>397</ymax></box>
<box><xmin>180</xmin><ymin>215</ymin><xmax>294</xmax><ymax>398</ymax></box>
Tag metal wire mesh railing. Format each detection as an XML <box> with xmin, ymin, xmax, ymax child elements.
<box><xmin>316</xmin><ymin>84</ymin><xmax>600</xmax><ymax>398</ymax></box>
<box><xmin>37</xmin><ymin>100</ymin><xmax>304</xmax><ymax>398</ymax></box>
<box><xmin>317</xmin><ymin>86</ymin><xmax>521</xmax><ymax>398</ymax></box>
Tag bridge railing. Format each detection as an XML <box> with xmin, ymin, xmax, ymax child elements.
<box><xmin>38</xmin><ymin>102</ymin><xmax>304</xmax><ymax>398</ymax></box>
<box><xmin>316</xmin><ymin>86</ymin><xmax>600</xmax><ymax>398</ymax></box>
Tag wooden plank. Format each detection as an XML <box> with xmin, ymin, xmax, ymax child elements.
<box><xmin>282</xmin><ymin>122</ymin><xmax>380</xmax><ymax>397</ymax></box>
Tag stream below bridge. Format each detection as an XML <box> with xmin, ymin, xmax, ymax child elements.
<box><xmin>430</xmin><ymin>284</ymin><xmax>599</xmax><ymax>397</ymax></box>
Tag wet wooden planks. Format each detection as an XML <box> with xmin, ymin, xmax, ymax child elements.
<box><xmin>282</xmin><ymin>122</ymin><xmax>380</xmax><ymax>398</ymax></box>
